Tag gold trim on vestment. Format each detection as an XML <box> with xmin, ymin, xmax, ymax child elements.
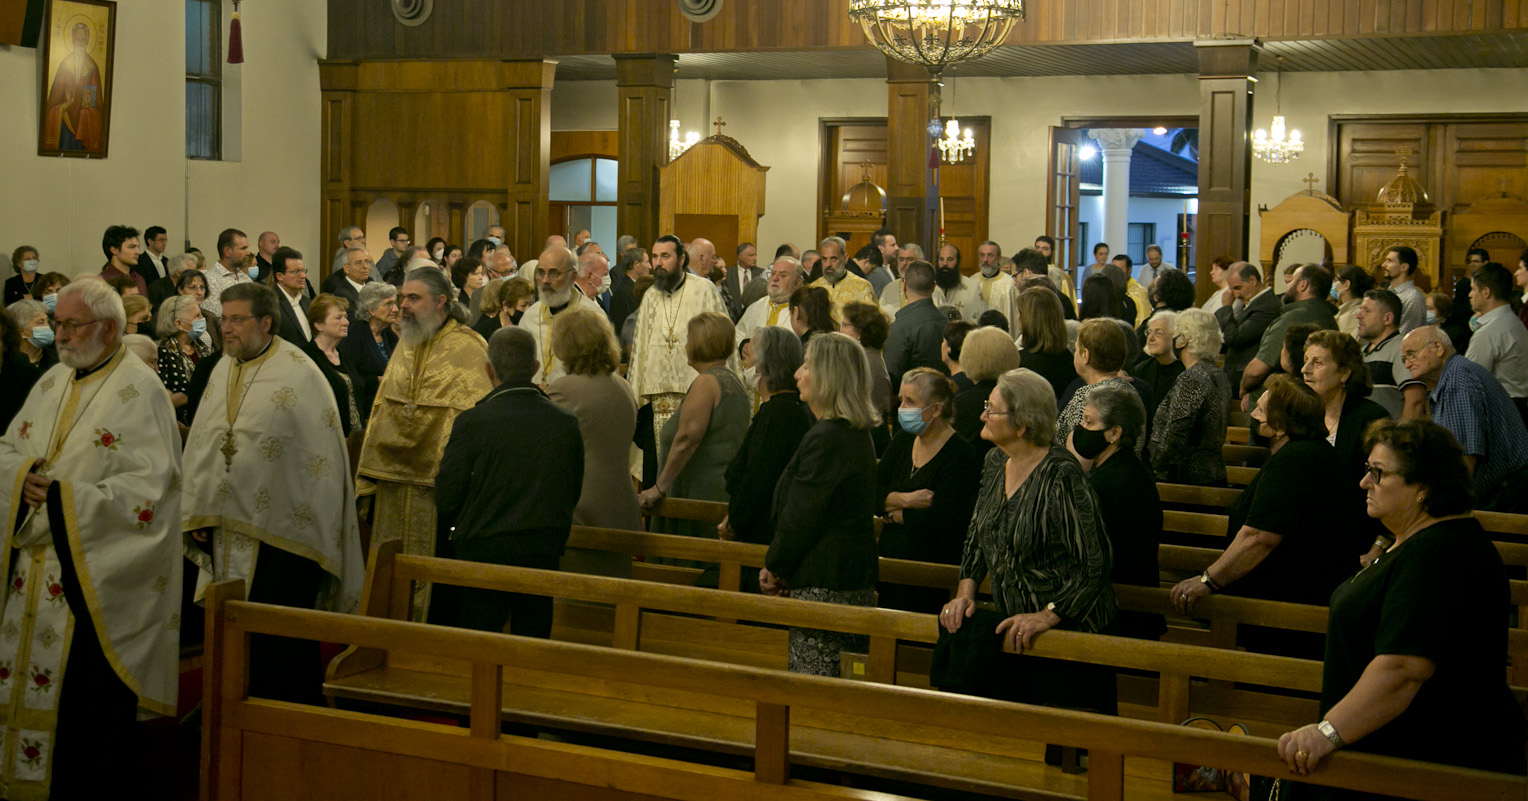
<box><xmin>182</xmin><ymin>515</ymin><xmax>340</xmax><ymax>582</ymax></box>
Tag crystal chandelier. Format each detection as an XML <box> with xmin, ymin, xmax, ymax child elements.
<box><xmin>667</xmin><ymin>120</ymin><xmax>699</xmax><ymax>162</ymax></box>
<box><xmin>1253</xmin><ymin>57</ymin><xmax>1303</xmax><ymax>165</ymax></box>
<box><xmin>848</xmin><ymin>1</ymin><xmax>1026</xmax><ymax>75</ymax></box>
<box><xmin>938</xmin><ymin>119</ymin><xmax>975</xmax><ymax>163</ymax></box>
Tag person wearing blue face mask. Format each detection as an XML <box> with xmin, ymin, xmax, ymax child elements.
<box><xmin>5</xmin><ymin>246</ymin><xmax>41</xmax><ymax>306</ymax></box>
<box><xmin>0</xmin><ymin>310</ymin><xmax>44</xmax><ymax>431</ymax></box>
<box><xmin>154</xmin><ymin>294</ymin><xmax>214</xmax><ymax>425</ymax></box>
<box><xmin>6</xmin><ymin>299</ymin><xmax>57</xmax><ymax>370</ymax></box>
<box><xmin>875</xmin><ymin>367</ymin><xmax>980</xmax><ymax>612</ymax></box>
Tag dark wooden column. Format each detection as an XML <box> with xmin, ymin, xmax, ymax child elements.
<box><xmin>886</xmin><ymin>58</ymin><xmax>933</xmax><ymax>254</ymax></box>
<box><xmin>319</xmin><ymin>61</ymin><xmax>358</xmax><ymax>282</ymax></box>
<box><xmin>1194</xmin><ymin>40</ymin><xmax>1259</xmax><ymax>302</ymax></box>
<box><xmin>615</xmin><ymin>54</ymin><xmax>677</xmax><ymax>249</ymax></box>
<box><xmin>504</xmin><ymin>60</ymin><xmax>558</xmax><ymax>262</ymax></box>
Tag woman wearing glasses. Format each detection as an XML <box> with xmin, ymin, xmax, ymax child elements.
<box><xmin>1147</xmin><ymin>308</ymin><xmax>1229</xmax><ymax>485</ymax></box>
<box><xmin>1275</xmin><ymin>419</ymin><xmax>1525</xmax><ymax>786</ymax></box>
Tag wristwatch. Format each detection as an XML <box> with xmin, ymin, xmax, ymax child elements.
<box><xmin>1317</xmin><ymin>720</ymin><xmax>1346</xmax><ymax>749</ymax></box>
<box><xmin>1199</xmin><ymin>571</ymin><xmax>1222</xmax><ymax>592</ymax></box>
<box><xmin>1044</xmin><ymin>601</ymin><xmax>1059</xmax><ymax>617</ymax></box>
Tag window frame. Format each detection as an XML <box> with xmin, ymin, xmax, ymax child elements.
<box><xmin>186</xmin><ymin>0</ymin><xmax>222</xmax><ymax>161</ymax></box>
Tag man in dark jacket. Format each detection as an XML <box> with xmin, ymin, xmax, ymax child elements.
<box><xmin>435</xmin><ymin>326</ymin><xmax>584</xmax><ymax>636</ymax></box>
<box><xmin>884</xmin><ymin>260</ymin><xmax>949</xmax><ymax>388</ymax></box>
<box><xmin>1214</xmin><ymin>261</ymin><xmax>1281</xmax><ymax>396</ymax></box>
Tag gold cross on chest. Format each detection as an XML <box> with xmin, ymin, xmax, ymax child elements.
<box><xmin>713</xmin><ymin>116</ymin><xmax>726</xmax><ymax>136</ymax></box>
<box><xmin>220</xmin><ymin>430</ymin><xmax>238</xmax><ymax>472</ymax></box>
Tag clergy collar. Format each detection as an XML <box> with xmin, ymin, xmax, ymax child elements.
<box><xmin>236</xmin><ymin>336</ymin><xmax>277</xmax><ymax>366</ymax></box>
<box><xmin>73</xmin><ymin>345</ymin><xmax>124</xmax><ymax>381</ymax></box>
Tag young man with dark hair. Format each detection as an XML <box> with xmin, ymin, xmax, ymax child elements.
<box><xmin>136</xmin><ymin>224</ymin><xmax>170</xmax><ymax>283</ymax></box>
<box><xmin>100</xmin><ymin>224</ymin><xmax>148</xmax><ymax>297</ymax></box>
<box><xmin>374</xmin><ymin>226</ymin><xmax>411</xmax><ymax>287</ymax></box>
<box><xmin>1381</xmin><ymin>245</ymin><xmax>1427</xmax><ymax>334</ymax></box>
<box><xmin>1466</xmin><ymin>262</ymin><xmax>1528</xmax><ymax>417</ymax></box>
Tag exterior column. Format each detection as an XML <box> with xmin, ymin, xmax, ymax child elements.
<box><xmin>885</xmin><ymin>58</ymin><xmax>932</xmax><ymax>254</ymax></box>
<box><xmin>1194</xmin><ymin>40</ymin><xmax>1259</xmax><ymax>302</ymax></box>
<box><xmin>1088</xmin><ymin>128</ymin><xmax>1143</xmax><ymax>260</ymax></box>
<box><xmin>615</xmin><ymin>54</ymin><xmax>677</xmax><ymax>249</ymax></box>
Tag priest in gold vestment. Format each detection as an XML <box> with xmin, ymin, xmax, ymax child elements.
<box><xmin>0</xmin><ymin>280</ymin><xmax>182</xmax><ymax>799</ymax></box>
<box><xmin>356</xmin><ymin>268</ymin><xmax>490</xmax><ymax>620</ymax></box>
<box><xmin>807</xmin><ymin>236</ymin><xmax>877</xmax><ymax>320</ymax></box>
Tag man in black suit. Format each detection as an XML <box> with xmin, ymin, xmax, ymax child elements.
<box><xmin>146</xmin><ymin>253</ymin><xmax>190</xmax><ymax>312</ymax></box>
<box><xmin>271</xmin><ymin>247</ymin><xmax>313</xmax><ymax>344</ymax></box>
<box><xmin>254</xmin><ymin>231</ymin><xmax>281</xmax><ymax>280</ymax></box>
<box><xmin>725</xmin><ymin>242</ymin><xmax>766</xmax><ymax>318</ymax></box>
<box><xmin>322</xmin><ymin>247</ymin><xmax>373</xmax><ymax>322</ymax></box>
<box><xmin>607</xmin><ymin>246</ymin><xmax>648</xmax><ymax>337</ymax></box>
<box><xmin>134</xmin><ymin>225</ymin><xmax>170</xmax><ymax>286</ymax></box>
<box><xmin>435</xmin><ymin>326</ymin><xmax>584</xmax><ymax>636</ymax></box>
<box><xmin>884</xmin><ymin>260</ymin><xmax>949</xmax><ymax>388</ymax></box>
<box><xmin>1214</xmin><ymin>261</ymin><xmax>1281</xmax><ymax>396</ymax></box>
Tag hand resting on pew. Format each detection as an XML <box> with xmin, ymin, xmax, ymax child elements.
<box><xmin>758</xmin><ymin>567</ymin><xmax>789</xmax><ymax>597</ymax></box>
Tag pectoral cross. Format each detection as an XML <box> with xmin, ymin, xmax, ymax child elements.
<box><xmin>1303</xmin><ymin>172</ymin><xmax>1319</xmax><ymax>192</ymax></box>
<box><xmin>404</xmin><ymin>402</ymin><xmax>417</xmax><ymax>417</ymax></box>
<box><xmin>220</xmin><ymin>429</ymin><xmax>238</xmax><ymax>472</ymax></box>
<box><xmin>713</xmin><ymin>116</ymin><xmax>726</xmax><ymax>136</ymax></box>
<box><xmin>665</xmin><ymin>334</ymin><xmax>678</xmax><ymax>351</ymax></box>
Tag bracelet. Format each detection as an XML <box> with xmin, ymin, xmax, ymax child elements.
<box><xmin>1317</xmin><ymin>720</ymin><xmax>1346</xmax><ymax>750</ymax></box>
<box><xmin>653</xmin><ymin>485</ymin><xmax>667</xmax><ymax>498</ymax></box>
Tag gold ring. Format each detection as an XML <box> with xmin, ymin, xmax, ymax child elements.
<box><xmin>1296</xmin><ymin>750</ymin><xmax>1309</xmax><ymax>760</ymax></box>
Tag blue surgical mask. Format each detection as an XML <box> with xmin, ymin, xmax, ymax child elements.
<box><xmin>1425</xmin><ymin>310</ymin><xmax>1437</xmax><ymax>325</ymax></box>
<box><xmin>41</xmin><ymin>293</ymin><xmax>57</xmax><ymax>313</ymax></box>
<box><xmin>1329</xmin><ymin>286</ymin><xmax>1341</xmax><ymax>301</ymax></box>
<box><xmin>897</xmin><ymin>406</ymin><xmax>931</xmax><ymax>435</ymax></box>
<box><xmin>247</xmin><ymin>265</ymin><xmax>260</xmax><ymax>280</ymax></box>
<box><xmin>487</xmin><ymin>236</ymin><xmax>502</xmax><ymax>247</ymax></box>
<box><xmin>29</xmin><ymin>326</ymin><xmax>53</xmax><ymax>348</ymax></box>
<box><xmin>191</xmin><ymin>318</ymin><xmax>207</xmax><ymax>338</ymax></box>
<box><xmin>21</xmin><ymin>260</ymin><xmax>38</xmax><ymax>274</ymax></box>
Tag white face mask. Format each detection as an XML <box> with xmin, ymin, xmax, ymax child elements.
<box><xmin>21</xmin><ymin>260</ymin><xmax>39</xmax><ymax>274</ymax></box>
<box><xmin>433</xmin><ymin>249</ymin><xmax>444</xmax><ymax>261</ymax></box>
<box><xmin>598</xmin><ymin>274</ymin><xmax>611</xmax><ymax>295</ymax></box>
<box><xmin>486</xmin><ymin>236</ymin><xmax>502</xmax><ymax>247</ymax></box>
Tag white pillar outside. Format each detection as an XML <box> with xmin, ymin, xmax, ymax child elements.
<box><xmin>1088</xmin><ymin>128</ymin><xmax>1143</xmax><ymax>262</ymax></box>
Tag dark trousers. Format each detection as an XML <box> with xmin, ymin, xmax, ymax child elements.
<box><xmin>247</xmin><ymin>544</ymin><xmax>324</xmax><ymax>705</ymax></box>
<box><xmin>451</xmin><ymin>540</ymin><xmax>558</xmax><ymax>638</ymax></box>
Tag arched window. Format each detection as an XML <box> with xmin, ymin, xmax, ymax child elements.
<box><xmin>550</xmin><ymin>157</ymin><xmax>618</xmax><ymax>251</ymax></box>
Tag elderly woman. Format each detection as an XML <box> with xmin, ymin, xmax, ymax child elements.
<box><xmin>499</xmin><ymin>277</ymin><xmax>536</xmax><ymax>327</ymax></box>
<box><xmin>547</xmin><ymin>307</ymin><xmax>641</xmax><ymax>579</ymax></box>
<box><xmin>1014</xmin><ymin>287</ymin><xmax>1077</xmax><ymax>401</ymax></box>
<box><xmin>6</xmin><ymin>299</ymin><xmax>56</xmax><ymax>370</ymax></box>
<box><xmin>1130</xmin><ymin>310</ymin><xmax>1184</xmax><ymax>407</ymax></box>
<box><xmin>1278</xmin><ymin>420</ymin><xmax>1526</xmax><ymax>785</ymax></box>
<box><xmin>1333</xmin><ymin>265</ymin><xmax>1373</xmax><ymax>338</ymax></box>
<box><xmin>1172</xmin><ymin>374</ymin><xmax>1351</xmax><ymax>656</ymax></box>
<box><xmin>877</xmin><ymin>367</ymin><xmax>979</xmax><ymax>612</ymax></box>
<box><xmin>638</xmin><ymin>312</ymin><xmax>750</xmax><ymax>547</ymax></box>
<box><xmin>341</xmin><ymin>281</ymin><xmax>400</xmax><ymax>411</ymax></box>
<box><xmin>471</xmin><ymin>278</ymin><xmax>508</xmax><ymax>340</ymax></box>
<box><xmin>5</xmin><ymin>245</ymin><xmax>40</xmax><ymax>305</ymax></box>
<box><xmin>0</xmin><ymin>313</ymin><xmax>41</xmax><ymax>431</ymax></box>
<box><xmin>761</xmin><ymin>333</ymin><xmax>880</xmax><ymax>676</ymax></box>
<box><xmin>304</xmin><ymin>294</ymin><xmax>365</xmax><ymax>435</ymax></box>
<box><xmin>155</xmin><ymin>295</ymin><xmax>211</xmax><ymax>424</ymax></box>
<box><xmin>1055</xmin><ymin>318</ymin><xmax>1148</xmax><ymax>455</ymax></box>
<box><xmin>29</xmin><ymin>271</ymin><xmax>68</xmax><ymax>308</ymax></box>
<box><xmin>1069</xmin><ymin>384</ymin><xmax>1165</xmax><ymax>641</ymax></box>
<box><xmin>839</xmin><ymin>300</ymin><xmax>894</xmax><ymax>455</ymax></box>
<box><xmin>788</xmin><ymin>285</ymin><xmax>835</xmax><ymax>343</ymax></box>
<box><xmin>722</xmin><ymin>328</ymin><xmax>813</xmax><ymax>591</ymax></box>
<box><xmin>1149</xmin><ymin>308</ymin><xmax>1230</xmax><ymax>485</ymax></box>
<box><xmin>952</xmin><ymin>327</ymin><xmax>1021</xmax><ymax>461</ymax></box>
<box><xmin>941</xmin><ymin>368</ymin><xmax>1117</xmax><ymax>720</ymax></box>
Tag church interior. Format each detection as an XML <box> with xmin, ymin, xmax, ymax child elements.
<box><xmin>3</xmin><ymin>0</ymin><xmax>1528</xmax><ymax>799</ymax></box>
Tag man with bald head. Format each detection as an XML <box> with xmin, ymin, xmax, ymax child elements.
<box><xmin>1402</xmin><ymin>325</ymin><xmax>1528</xmax><ymax>509</ymax></box>
<box><xmin>545</xmin><ymin>234</ymin><xmax>567</xmax><ymax>249</ymax></box>
<box><xmin>808</xmin><ymin>235</ymin><xmax>876</xmax><ymax>319</ymax></box>
<box><xmin>736</xmin><ymin>256</ymin><xmax>804</xmax><ymax>346</ymax></box>
<box><xmin>467</xmin><ymin>249</ymin><xmax>518</xmax><ymax>324</ymax></box>
<box><xmin>688</xmin><ymin>238</ymin><xmax>740</xmax><ymax>318</ymax></box>
<box><xmin>254</xmin><ymin>231</ymin><xmax>280</xmax><ymax>278</ymax></box>
<box><xmin>519</xmin><ymin>245</ymin><xmax>596</xmax><ymax>387</ymax></box>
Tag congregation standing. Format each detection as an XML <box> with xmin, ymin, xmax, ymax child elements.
<box><xmin>2</xmin><ymin>222</ymin><xmax>1527</xmax><ymax>799</ymax></box>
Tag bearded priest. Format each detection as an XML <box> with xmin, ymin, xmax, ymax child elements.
<box><xmin>518</xmin><ymin>245</ymin><xmax>595</xmax><ymax>388</ymax></box>
<box><xmin>181</xmin><ymin>283</ymin><xmax>364</xmax><ymax>705</ymax></box>
<box><xmin>356</xmin><ymin>267</ymin><xmax>490</xmax><ymax>621</ymax></box>
<box><xmin>0</xmin><ymin>277</ymin><xmax>183</xmax><ymax>799</ymax></box>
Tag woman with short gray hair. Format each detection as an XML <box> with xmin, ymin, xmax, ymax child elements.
<box><xmin>1148</xmin><ymin>307</ymin><xmax>1230</xmax><ymax>485</ymax></box>
<box><xmin>342</xmin><ymin>281</ymin><xmax>400</xmax><ymax>416</ymax></box>
<box><xmin>941</xmin><ymin>367</ymin><xmax>1117</xmax><ymax>727</ymax></box>
<box><xmin>155</xmin><ymin>295</ymin><xmax>210</xmax><ymax>423</ymax></box>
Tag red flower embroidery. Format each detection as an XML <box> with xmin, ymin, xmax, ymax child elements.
<box><xmin>0</xmin><ymin>661</ymin><xmax>12</xmax><ymax>681</ymax></box>
<box><xmin>47</xmin><ymin>583</ymin><xmax>61</xmax><ymax>598</ymax></box>
<box><xmin>93</xmin><ymin>428</ymin><xmax>120</xmax><ymax>450</ymax></box>
<box><xmin>138</xmin><ymin>509</ymin><xmax>153</xmax><ymax>523</ymax></box>
<box><xmin>16</xmin><ymin>422</ymin><xmax>29</xmax><ymax>439</ymax></box>
<box><xmin>29</xmin><ymin>666</ymin><xmax>52</xmax><ymax>694</ymax></box>
<box><xmin>133</xmin><ymin>503</ymin><xmax>155</xmax><ymax>530</ymax></box>
<box><xmin>22</xmin><ymin>745</ymin><xmax>38</xmax><ymax>760</ymax></box>
<box><xmin>10</xmin><ymin>576</ymin><xmax>22</xmax><ymax>594</ymax></box>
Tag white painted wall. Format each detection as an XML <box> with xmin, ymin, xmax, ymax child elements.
<box><xmin>0</xmin><ymin>0</ymin><xmax>324</xmax><ymax>281</ymax></box>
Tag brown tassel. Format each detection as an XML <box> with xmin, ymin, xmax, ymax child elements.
<box><xmin>227</xmin><ymin>0</ymin><xmax>244</xmax><ymax>64</ymax></box>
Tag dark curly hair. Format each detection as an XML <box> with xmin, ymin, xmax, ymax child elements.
<box><xmin>840</xmin><ymin>301</ymin><xmax>888</xmax><ymax>349</ymax></box>
<box><xmin>1361</xmin><ymin>419</ymin><xmax>1474</xmax><ymax>517</ymax></box>
<box><xmin>1153</xmin><ymin>268</ymin><xmax>1196</xmax><ymax>311</ymax></box>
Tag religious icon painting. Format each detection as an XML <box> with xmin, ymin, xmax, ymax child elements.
<box><xmin>37</xmin><ymin>0</ymin><xmax>116</xmax><ymax>159</ymax></box>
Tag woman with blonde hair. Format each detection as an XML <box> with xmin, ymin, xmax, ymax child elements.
<box><xmin>952</xmin><ymin>326</ymin><xmax>1021</xmax><ymax>460</ymax></box>
<box><xmin>547</xmin><ymin>306</ymin><xmax>641</xmax><ymax>578</ymax></box>
<box><xmin>761</xmin><ymin>332</ymin><xmax>880</xmax><ymax>675</ymax></box>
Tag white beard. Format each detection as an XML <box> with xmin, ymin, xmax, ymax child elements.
<box><xmin>540</xmin><ymin>283</ymin><xmax>574</xmax><ymax>308</ymax></box>
<box><xmin>400</xmin><ymin>306</ymin><xmax>446</xmax><ymax>348</ymax></box>
<box><xmin>980</xmin><ymin>264</ymin><xmax>999</xmax><ymax>278</ymax></box>
<box><xmin>57</xmin><ymin>333</ymin><xmax>110</xmax><ymax>369</ymax></box>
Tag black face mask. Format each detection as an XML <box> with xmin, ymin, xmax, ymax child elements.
<box><xmin>1072</xmin><ymin>425</ymin><xmax>1111</xmax><ymax>460</ymax></box>
<box><xmin>509</xmin><ymin>309</ymin><xmax>525</xmax><ymax>326</ymax></box>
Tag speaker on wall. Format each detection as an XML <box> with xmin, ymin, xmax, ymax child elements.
<box><xmin>0</xmin><ymin>0</ymin><xmax>46</xmax><ymax>48</ymax></box>
<box><xmin>677</xmin><ymin>0</ymin><xmax>722</xmax><ymax>24</ymax></box>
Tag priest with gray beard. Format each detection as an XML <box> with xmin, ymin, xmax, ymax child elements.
<box><xmin>518</xmin><ymin>245</ymin><xmax>596</xmax><ymax>388</ymax></box>
<box><xmin>355</xmin><ymin>267</ymin><xmax>491</xmax><ymax>621</ymax></box>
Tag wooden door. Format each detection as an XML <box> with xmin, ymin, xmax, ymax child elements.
<box><xmin>1046</xmin><ymin>126</ymin><xmax>1085</xmax><ymax>288</ymax></box>
<box><xmin>819</xmin><ymin>120</ymin><xmax>890</xmax><ymax>251</ymax></box>
<box><xmin>1333</xmin><ymin>117</ymin><xmax>1528</xmax><ymax>212</ymax></box>
<box><xmin>1334</xmin><ymin>122</ymin><xmax>1430</xmax><ymax>209</ymax></box>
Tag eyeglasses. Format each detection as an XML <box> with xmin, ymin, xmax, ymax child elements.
<box><xmin>284</xmin><ymin>269</ymin><xmax>309</xmax><ymax>276</ymax></box>
<box><xmin>980</xmin><ymin>400</ymin><xmax>1012</xmax><ymax>419</ymax></box>
<box><xmin>53</xmin><ymin>318</ymin><xmax>105</xmax><ymax>335</ymax></box>
<box><xmin>1401</xmin><ymin>344</ymin><xmax>1435</xmax><ymax>363</ymax></box>
<box><xmin>223</xmin><ymin>315</ymin><xmax>259</xmax><ymax>326</ymax></box>
<box><xmin>535</xmin><ymin>268</ymin><xmax>569</xmax><ymax>281</ymax></box>
<box><xmin>1363</xmin><ymin>463</ymin><xmax>1398</xmax><ymax>484</ymax></box>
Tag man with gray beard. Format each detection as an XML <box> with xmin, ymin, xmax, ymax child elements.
<box><xmin>519</xmin><ymin>245</ymin><xmax>597</xmax><ymax>387</ymax></box>
<box><xmin>355</xmin><ymin>267</ymin><xmax>491</xmax><ymax>621</ymax></box>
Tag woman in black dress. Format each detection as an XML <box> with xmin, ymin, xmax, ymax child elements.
<box><xmin>1277</xmin><ymin>420</ymin><xmax>1525</xmax><ymax>790</ymax></box>
<box><xmin>951</xmin><ymin>326</ymin><xmax>1020</xmax><ymax>461</ymax></box>
<box><xmin>154</xmin><ymin>295</ymin><xmax>213</xmax><ymax>426</ymax></box>
<box><xmin>877</xmin><ymin>367</ymin><xmax>979</xmax><ymax>612</ymax></box>
<box><xmin>0</xmin><ymin>313</ymin><xmax>41</xmax><ymax>432</ymax></box>
<box><xmin>1013</xmin><ymin>286</ymin><xmax>1078</xmax><ymax>402</ymax></box>
<box><xmin>4</xmin><ymin>246</ymin><xmax>40</xmax><ymax>306</ymax></box>
<box><xmin>1067</xmin><ymin>383</ymin><xmax>1164</xmax><ymax>641</ymax></box>
<box><xmin>1149</xmin><ymin>308</ymin><xmax>1229</xmax><ymax>485</ymax></box>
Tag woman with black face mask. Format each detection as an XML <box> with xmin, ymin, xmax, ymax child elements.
<box><xmin>1067</xmin><ymin>383</ymin><xmax>1165</xmax><ymax>641</ymax></box>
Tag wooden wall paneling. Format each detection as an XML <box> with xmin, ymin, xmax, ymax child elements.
<box><xmin>1331</xmin><ymin>122</ymin><xmax>1430</xmax><ymax>211</ymax></box>
<box><xmin>658</xmin><ymin>142</ymin><xmax>769</xmax><ymax>254</ymax></box>
<box><xmin>1443</xmin><ymin>121</ymin><xmax>1528</xmax><ymax>209</ymax></box>
<box><xmin>818</xmin><ymin>119</ymin><xmax>891</xmax><ymax>246</ymax></box>
<box><xmin>934</xmin><ymin>117</ymin><xmax>990</xmax><ymax>273</ymax></box>
<box><xmin>505</xmin><ymin>65</ymin><xmax>556</xmax><ymax>264</ymax></box>
<box><xmin>885</xmin><ymin>59</ymin><xmax>933</xmax><ymax>256</ymax></box>
<box><xmin>551</xmin><ymin>131</ymin><xmax>621</xmax><ymax>162</ymax></box>
<box><xmin>614</xmin><ymin>54</ymin><xmax>676</xmax><ymax>251</ymax></box>
<box><xmin>320</xmin><ymin>87</ymin><xmax>353</xmax><ymax>282</ymax></box>
<box><xmin>1195</xmin><ymin>41</ymin><xmax>1258</xmax><ymax>281</ymax></box>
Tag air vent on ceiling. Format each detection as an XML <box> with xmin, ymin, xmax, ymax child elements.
<box><xmin>392</xmin><ymin>0</ymin><xmax>433</xmax><ymax>27</ymax></box>
<box><xmin>677</xmin><ymin>0</ymin><xmax>722</xmax><ymax>23</ymax></box>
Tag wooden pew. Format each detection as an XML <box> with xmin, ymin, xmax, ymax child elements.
<box><xmin>208</xmin><ymin>582</ymin><xmax>1525</xmax><ymax>801</ymax></box>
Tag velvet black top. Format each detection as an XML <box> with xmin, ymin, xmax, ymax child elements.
<box><xmin>765</xmin><ymin>418</ymin><xmax>879</xmax><ymax>591</ymax></box>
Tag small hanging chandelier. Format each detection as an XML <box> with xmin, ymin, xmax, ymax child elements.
<box><xmin>938</xmin><ymin>120</ymin><xmax>975</xmax><ymax>163</ymax></box>
<box><xmin>1253</xmin><ymin>57</ymin><xmax>1303</xmax><ymax>165</ymax></box>
<box><xmin>667</xmin><ymin>120</ymin><xmax>700</xmax><ymax>162</ymax></box>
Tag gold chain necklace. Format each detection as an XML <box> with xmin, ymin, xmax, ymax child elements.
<box><xmin>659</xmin><ymin>280</ymin><xmax>685</xmax><ymax>352</ymax></box>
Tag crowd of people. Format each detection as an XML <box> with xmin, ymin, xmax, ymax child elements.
<box><xmin>2</xmin><ymin>223</ymin><xmax>1526</xmax><ymax>796</ymax></box>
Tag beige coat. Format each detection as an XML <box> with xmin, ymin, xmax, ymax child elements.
<box><xmin>547</xmin><ymin>371</ymin><xmax>642</xmax><ymax>578</ymax></box>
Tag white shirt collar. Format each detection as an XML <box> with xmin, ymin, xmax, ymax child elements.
<box><xmin>346</xmin><ymin>277</ymin><xmax>366</xmax><ymax>293</ymax></box>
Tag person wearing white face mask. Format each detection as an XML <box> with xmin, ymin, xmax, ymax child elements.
<box><xmin>574</xmin><ymin>250</ymin><xmax>612</xmax><ymax>313</ymax></box>
<box><xmin>876</xmin><ymin>367</ymin><xmax>979</xmax><ymax>612</ymax></box>
<box><xmin>154</xmin><ymin>295</ymin><xmax>211</xmax><ymax>425</ymax></box>
<box><xmin>5</xmin><ymin>246</ymin><xmax>41</xmax><ymax>305</ymax></box>
<box><xmin>6</xmin><ymin>299</ymin><xmax>56</xmax><ymax>370</ymax></box>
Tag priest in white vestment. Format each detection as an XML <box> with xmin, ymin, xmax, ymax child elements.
<box><xmin>182</xmin><ymin>283</ymin><xmax>364</xmax><ymax>705</ymax></box>
<box><xmin>518</xmin><ymin>245</ymin><xmax>596</xmax><ymax>387</ymax></box>
<box><xmin>628</xmin><ymin>235</ymin><xmax>733</xmax><ymax>439</ymax></box>
<box><xmin>0</xmin><ymin>279</ymin><xmax>182</xmax><ymax>799</ymax></box>
<box><xmin>975</xmin><ymin>241</ymin><xmax>1016</xmax><ymax>330</ymax></box>
<box><xmin>734</xmin><ymin>256</ymin><xmax>804</xmax><ymax>347</ymax></box>
<box><xmin>932</xmin><ymin>244</ymin><xmax>988</xmax><ymax>322</ymax></box>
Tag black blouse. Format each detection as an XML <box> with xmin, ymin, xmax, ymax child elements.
<box><xmin>875</xmin><ymin>429</ymin><xmax>980</xmax><ymax>565</ymax></box>
<box><xmin>951</xmin><ymin>378</ymin><xmax>996</xmax><ymax>461</ymax></box>
<box><xmin>1323</xmin><ymin>518</ymin><xmax>1525</xmax><ymax>773</ymax></box>
<box><xmin>1018</xmin><ymin>349</ymin><xmax>1079</xmax><ymax>403</ymax></box>
<box><xmin>765</xmin><ymin>418</ymin><xmax>879</xmax><ymax>591</ymax></box>
<box><xmin>0</xmin><ymin>353</ymin><xmax>41</xmax><ymax>431</ymax></box>
<box><xmin>1086</xmin><ymin>448</ymin><xmax>1165</xmax><ymax>640</ymax></box>
<box><xmin>157</xmin><ymin>337</ymin><xmax>210</xmax><ymax>425</ymax></box>
<box><xmin>1148</xmin><ymin>360</ymin><xmax>1230</xmax><ymax>486</ymax></box>
<box><xmin>724</xmin><ymin>391</ymin><xmax>813</xmax><ymax>546</ymax></box>
<box><xmin>3</xmin><ymin>274</ymin><xmax>38</xmax><ymax>306</ymax></box>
